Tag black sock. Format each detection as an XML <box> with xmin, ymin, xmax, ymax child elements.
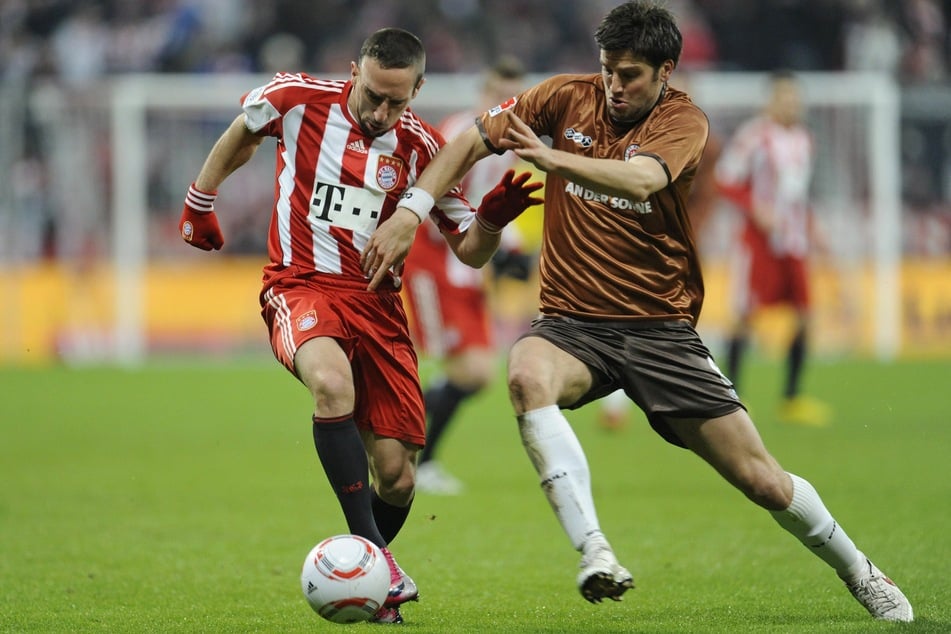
<box><xmin>312</xmin><ymin>415</ymin><xmax>385</xmax><ymax>548</ymax></box>
<box><xmin>371</xmin><ymin>487</ymin><xmax>412</xmax><ymax>545</ymax></box>
<box><xmin>418</xmin><ymin>381</ymin><xmax>476</xmax><ymax>464</ymax></box>
<box><xmin>784</xmin><ymin>328</ymin><xmax>807</xmax><ymax>399</ymax></box>
<box><xmin>726</xmin><ymin>335</ymin><xmax>748</xmax><ymax>393</ymax></box>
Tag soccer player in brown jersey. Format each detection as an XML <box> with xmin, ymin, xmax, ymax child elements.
<box><xmin>363</xmin><ymin>1</ymin><xmax>912</xmax><ymax>622</ymax></box>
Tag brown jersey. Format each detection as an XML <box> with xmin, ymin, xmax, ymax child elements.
<box><xmin>478</xmin><ymin>74</ymin><xmax>709</xmax><ymax>323</ymax></box>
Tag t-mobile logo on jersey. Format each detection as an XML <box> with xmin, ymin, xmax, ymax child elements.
<box><xmin>310</xmin><ymin>181</ymin><xmax>385</xmax><ymax>232</ymax></box>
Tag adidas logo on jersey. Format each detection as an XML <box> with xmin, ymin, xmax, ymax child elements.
<box><xmin>346</xmin><ymin>139</ymin><xmax>369</xmax><ymax>154</ymax></box>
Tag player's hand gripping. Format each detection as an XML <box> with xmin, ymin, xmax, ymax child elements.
<box><xmin>179</xmin><ymin>183</ymin><xmax>224</xmax><ymax>251</ymax></box>
<box><xmin>361</xmin><ymin>207</ymin><xmax>422</xmax><ymax>291</ymax></box>
<box><xmin>498</xmin><ymin>111</ymin><xmax>558</xmax><ymax>173</ymax></box>
<box><xmin>476</xmin><ymin>169</ymin><xmax>544</xmax><ymax>234</ymax></box>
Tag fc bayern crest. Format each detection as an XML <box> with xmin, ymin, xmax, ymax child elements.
<box><xmin>624</xmin><ymin>144</ymin><xmax>640</xmax><ymax>160</ymax></box>
<box><xmin>296</xmin><ymin>310</ymin><xmax>318</xmax><ymax>331</ymax></box>
<box><xmin>376</xmin><ymin>155</ymin><xmax>404</xmax><ymax>191</ymax></box>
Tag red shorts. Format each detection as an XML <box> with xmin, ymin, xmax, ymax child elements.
<box><xmin>402</xmin><ymin>235</ymin><xmax>492</xmax><ymax>358</ymax></box>
<box><xmin>734</xmin><ymin>232</ymin><xmax>810</xmax><ymax>314</ymax></box>
<box><xmin>260</xmin><ymin>273</ymin><xmax>425</xmax><ymax>446</ymax></box>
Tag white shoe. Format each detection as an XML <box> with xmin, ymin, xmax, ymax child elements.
<box><xmin>842</xmin><ymin>555</ymin><xmax>913</xmax><ymax>622</ymax></box>
<box><xmin>577</xmin><ymin>539</ymin><xmax>634</xmax><ymax>603</ymax></box>
<box><xmin>415</xmin><ymin>461</ymin><xmax>464</xmax><ymax>495</ymax></box>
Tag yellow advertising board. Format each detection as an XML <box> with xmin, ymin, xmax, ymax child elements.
<box><xmin>1</xmin><ymin>258</ymin><xmax>949</xmax><ymax>364</ymax></box>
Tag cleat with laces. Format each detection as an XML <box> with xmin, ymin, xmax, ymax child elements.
<box><xmin>380</xmin><ymin>547</ymin><xmax>418</xmax><ymax>606</ymax></box>
<box><xmin>842</xmin><ymin>555</ymin><xmax>913</xmax><ymax>622</ymax></box>
<box><xmin>370</xmin><ymin>606</ymin><xmax>403</xmax><ymax>624</ymax></box>
<box><xmin>577</xmin><ymin>539</ymin><xmax>634</xmax><ymax>603</ymax></box>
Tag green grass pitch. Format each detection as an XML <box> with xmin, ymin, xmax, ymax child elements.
<box><xmin>1</xmin><ymin>356</ymin><xmax>949</xmax><ymax>632</ymax></box>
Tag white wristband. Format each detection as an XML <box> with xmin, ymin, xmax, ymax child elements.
<box><xmin>398</xmin><ymin>187</ymin><xmax>434</xmax><ymax>224</ymax></box>
<box><xmin>186</xmin><ymin>183</ymin><xmax>217</xmax><ymax>213</ymax></box>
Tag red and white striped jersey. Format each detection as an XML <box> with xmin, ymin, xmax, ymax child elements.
<box><xmin>241</xmin><ymin>72</ymin><xmax>477</xmax><ymax>290</ymax></box>
<box><xmin>715</xmin><ymin>116</ymin><xmax>815</xmax><ymax>257</ymax></box>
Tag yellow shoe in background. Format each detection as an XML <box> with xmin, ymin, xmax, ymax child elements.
<box><xmin>778</xmin><ymin>396</ymin><xmax>832</xmax><ymax>427</ymax></box>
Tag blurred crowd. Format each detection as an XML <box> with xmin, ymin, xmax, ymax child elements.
<box><xmin>1</xmin><ymin>0</ymin><xmax>948</xmax><ymax>82</ymax></box>
<box><xmin>0</xmin><ymin>0</ymin><xmax>949</xmax><ymax>262</ymax></box>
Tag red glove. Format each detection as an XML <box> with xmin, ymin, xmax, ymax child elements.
<box><xmin>180</xmin><ymin>183</ymin><xmax>224</xmax><ymax>250</ymax></box>
<box><xmin>476</xmin><ymin>170</ymin><xmax>544</xmax><ymax>234</ymax></box>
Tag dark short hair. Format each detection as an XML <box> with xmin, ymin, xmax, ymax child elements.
<box><xmin>594</xmin><ymin>1</ymin><xmax>682</xmax><ymax>69</ymax></box>
<box><xmin>359</xmin><ymin>28</ymin><xmax>426</xmax><ymax>82</ymax></box>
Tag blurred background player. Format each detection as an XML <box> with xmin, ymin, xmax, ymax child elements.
<box><xmin>403</xmin><ymin>56</ymin><xmax>533</xmax><ymax>494</ymax></box>
<box><xmin>715</xmin><ymin>70</ymin><xmax>832</xmax><ymax>427</ymax></box>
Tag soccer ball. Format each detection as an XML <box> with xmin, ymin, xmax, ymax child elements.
<box><xmin>300</xmin><ymin>534</ymin><xmax>391</xmax><ymax>623</ymax></box>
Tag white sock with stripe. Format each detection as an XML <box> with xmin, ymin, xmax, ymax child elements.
<box><xmin>770</xmin><ymin>472</ymin><xmax>865</xmax><ymax>579</ymax></box>
<box><xmin>518</xmin><ymin>405</ymin><xmax>602</xmax><ymax>551</ymax></box>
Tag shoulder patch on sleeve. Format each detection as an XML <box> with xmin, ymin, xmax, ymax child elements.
<box><xmin>488</xmin><ymin>96</ymin><xmax>518</xmax><ymax>117</ymax></box>
<box><xmin>242</xmin><ymin>94</ymin><xmax>280</xmax><ymax>132</ymax></box>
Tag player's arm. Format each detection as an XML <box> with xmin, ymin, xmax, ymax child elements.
<box><xmin>443</xmin><ymin>169</ymin><xmax>543</xmax><ymax>267</ymax></box>
<box><xmin>499</xmin><ymin>111</ymin><xmax>667</xmax><ymax>201</ymax></box>
<box><xmin>717</xmin><ymin>178</ymin><xmax>775</xmax><ymax>235</ymax></box>
<box><xmin>425</xmin><ymin>133</ymin><xmax>542</xmax><ymax>267</ymax></box>
<box><xmin>362</xmin><ymin>126</ymin><xmax>494</xmax><ymax>289</ymax></box>
<box><xmin>195</xmin><ymin>114</ymin><xmax>265</xmax><ymax>191</ymax></box>
<box><xmin>714</xmin><ymin>128</ymin><xmax>767</xmax><ymax>228</ymax></box>
<box><xmin>180</xmin><ymin>114</ymin><xmax>265</xmax><ymax>250</ymax></box>
<box><xmin>439</xmin><ymin>220</ymin><xmax>501</xmax><ymax>267</ymax></box>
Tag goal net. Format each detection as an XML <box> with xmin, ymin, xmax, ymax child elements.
<box><xmin>0</xmin><ymin>71</ymin><xmax>900</xmax><ymax>364</ymax></box>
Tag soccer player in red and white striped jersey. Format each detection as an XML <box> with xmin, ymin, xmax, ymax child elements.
<box><xmin>179</xmin><ymin>28</ymin><xmax>541</xmax><ymax>624</ymax></box>
<box><xmin>715</xmin><ymin>71</ymin><xmax>831</xmax><ymax>426</ymax></box>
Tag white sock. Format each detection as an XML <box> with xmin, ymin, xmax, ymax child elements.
<box><xmin>770</xmin><ymin>473</ymin><xmax>864</xmax><ymax>579</ymax></box>
<box><xmin>518</xmin><ymin>405</ymin><xmax>602</xmax><ymax>550</ymax></box>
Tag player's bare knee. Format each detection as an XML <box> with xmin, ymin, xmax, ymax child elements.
<box><xmin>740</xmin><ymin>467</ymin><xmax>792</xmax><ymax>511</ymax></box>
<box><xmin>383</xmin><ymin>478</ymin><xmax>415</xmax><ymax>507</ymax></box>
<box><xmin>507</xmin><ymin>367</ymin><xmax>550</xmax><ymax>412</ymax></box>
<box><xmin>304</xmin><ymin>371</ymin><xmax>355</xmax><ymax>412</ymax></box>
<box><xmin>375</xmin><ymin>464</ymin><xmax>415</xmax><ymax>506</ymax></box>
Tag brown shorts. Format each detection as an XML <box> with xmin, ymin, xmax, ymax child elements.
<box><xmin>520</xmin><ymin>316</ymin><xmax>744</xmax><ymax>447</ymax></box>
